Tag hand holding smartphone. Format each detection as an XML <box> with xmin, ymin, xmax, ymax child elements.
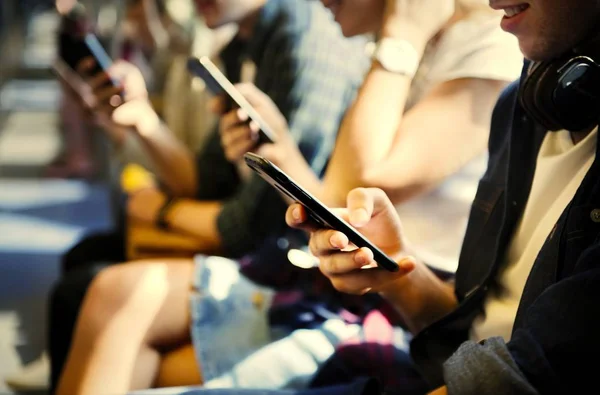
<box><xmin>187</xmin><ymin>56</ymin><xmax>277</xmax><ymax>145</ymax></box>
<box><xmin>57</xmin><ymin>2</ymin><xmax>118</xmax><ymax>88</ymax></box>
<box><xmin>244</xmin><ymin>152</ymin><xmax>400</xmax><ymax>272</ymax></box>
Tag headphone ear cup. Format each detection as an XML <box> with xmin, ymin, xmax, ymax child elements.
<box><xmin>519</xmin><ymin>61</ymin><xmax>566</xmax><ymax>130</ymax></box>
<box><xmin>519</xmin><ymin>62</ymin><xmax>550</xmax><ymax>127</ymax></box>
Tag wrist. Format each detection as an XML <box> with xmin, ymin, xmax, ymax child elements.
<box><xmin>134</xmin><ymin>102</ymin><xmax>161</xmax><ymax>137</ymax></box>
<box><xmin>380</xmin><ymin>20</ymin><xmax>429</xmax><ymax>56</ymax></box>
<box><xmin>155</xmin><ymin>195</ymin><xmax>178</xmax><ymax>230</ymax></box>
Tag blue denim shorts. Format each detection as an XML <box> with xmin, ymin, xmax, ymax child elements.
<box><xmin>189</xmin><ymin>255</ymin><xmax>362</xmax><ymax>389</ymax></box>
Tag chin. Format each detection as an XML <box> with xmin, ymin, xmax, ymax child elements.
<box><xmin>339</xmin><ymin>23</ymin><xmax>370</xmax><ymax>38</ymax></box>
<box><xmin>340</xmin><ymin>25</ymin><xmax>356</xmax><ymax>37</ymax></box>
<box><xmin>203</xmin><ymin>17</ymin><xmax>223</xmax><ymax>30</ymax></box>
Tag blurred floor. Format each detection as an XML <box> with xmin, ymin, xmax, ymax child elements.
<box><xmin>0</xmin><ymin>9</ymin><xmax>113</xmax><ymax>394</ymax></box>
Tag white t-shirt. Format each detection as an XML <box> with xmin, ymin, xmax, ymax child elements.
<box><xmin>471</xmin><ymin>128</ymin><xmax>598</xmax><ymax>342</ymax></box>
<box><xmin>396</xmin><ymin>11</ymin><xmax>523</xmax><ymax>272</ymax></box>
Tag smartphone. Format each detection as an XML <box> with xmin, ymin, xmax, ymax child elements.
<box><xmin>187</xmin><ymin>56</ymin><xmax>277</xmax><ymax>144</ymax></box>
<box><xmin>52</xmin><ymin>58</ymin><xmax>89</xmax><ymax>99</ymax></box>
<box><xmin>58</xmin><ymin>3</ymin><xmax>118</xmax><ymax>87</ymax></box>
<box><xmin>244</xmin><ymin>152</ymin><xmax>400</xmax><ymax>272</ymax></box>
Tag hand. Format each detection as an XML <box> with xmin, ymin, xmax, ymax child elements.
<box><xmin>382</xmin><ymin>0</ymin><xmax>455</xmax><ymax>48</ymax></box>
<box><xmin>127</xmin><ymin>186</ymin><xmax>167</xmax><ymax>224</ymax></box>
<box><xmin>77</xmin><ymin>58</ymin><xmax>160</xmax><ymax>140</ymax></box>
<box><xmin>210</xmin><ymin>83</ymin><xmax>293</xmax><ymax>164</ymax></box>
<box><xmin>286</xmin><ymin>188</ymin><xmax>416</xmax><ymax>295</ymax></box>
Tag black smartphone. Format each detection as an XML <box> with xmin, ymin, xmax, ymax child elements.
<box><xmin>187</xmin><ymin>56</ymin><xmax>277</xmax><ymax>145</ymax></box>
<box><xmin>58</xmin><ymin>3</ymin><xmax>118</xmax><ymax>87</ymax></box>
<box><xmin>244</xmin><ymin>152</ymin><xmax>400</xmax><ymax>272</ymax></box>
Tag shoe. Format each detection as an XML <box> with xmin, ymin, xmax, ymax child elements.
<box><xmin>4</xmin><ymin>352</ymin><xmax>50</xmax><ymax>391</ymax></box>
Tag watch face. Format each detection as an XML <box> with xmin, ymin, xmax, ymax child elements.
<box><xmin>376</xmin><ymin>39</ymin><xmax>419</xmax><ymax>76</ymax></box>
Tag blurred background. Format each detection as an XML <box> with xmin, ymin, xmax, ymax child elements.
<box><xmin>0</xmin><ymin>1</ymin><xmax>116</xmax><ymax>392</ymax></box>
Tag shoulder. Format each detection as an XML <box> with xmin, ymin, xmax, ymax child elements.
<box><xmin>265</xmin><ymin>0</ymin><xmax>369</xmax><ymax>82</ymax></box>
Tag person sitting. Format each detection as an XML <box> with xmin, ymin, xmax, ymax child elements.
<box><xmin>220</xmin><ymin>0</ymin><xmax>522</xmax><ymax>273</ymax></box>
<box><xmin>46</xmin><ymin>0</ymin><xmax>192</xmax><ymax>179</ymax></box>
<box><xmin>285</xmin><ymin>0</ymin><xmax>600</xmax><ymax>392</ymax></box>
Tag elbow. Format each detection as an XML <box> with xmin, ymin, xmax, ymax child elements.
<box><xmin>176</xmin><ymin>158</ymin><xmax>199</xmax><ymax>198</ymax></box>
<box><xmin>166</xmin><ymin>173</ymin><xmax>198</xmax><ymax>198</ymax></box>
<box><xmin>177</xmin><ymin>177</ymin><xmax>198</xmax><ymax>198</ymax></box>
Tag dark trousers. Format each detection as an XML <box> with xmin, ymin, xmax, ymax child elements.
<box><xmin>48</xmin><ymin>231</ymin><xmax>125</xmax><ymax>394</ymax></box>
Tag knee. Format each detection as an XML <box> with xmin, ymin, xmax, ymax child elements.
<box><xmin>83</xmin><ymin>260</ymin><xmax>190</xmax><ymax>318</ymax></box>
<box><xmin>83</xmin><ymin>264</ymin><xmax>138</xmax><ymax>319</ymax></box>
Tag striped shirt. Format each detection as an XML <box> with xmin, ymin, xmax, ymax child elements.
<box><xmin>195</xmin><ymin>0</ymin><xmax>369</xmax><ymax>257</ymax></box>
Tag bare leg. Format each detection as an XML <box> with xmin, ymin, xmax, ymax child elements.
<box><xmin>56</xmin><ymin>259</ymin><xmax>201</xmax><ymax>395</ymax></box>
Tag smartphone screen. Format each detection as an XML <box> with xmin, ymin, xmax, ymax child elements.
<box><xmin>244</xmin><ymin>152</ymin><xmax>400</xmax><ymax>272</ymax></box>
<box><xmin>58</xmin><ymin>31</ymin><xmax>117</xmax><ymax>88</ymax></box>
<box><xmin>187</xmin><ymin>56</ymin><xmax>277</xmax><ymax>144</ymax></box>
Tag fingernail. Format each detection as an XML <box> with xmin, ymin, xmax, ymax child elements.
<box><xmin>292</xmin><ymin>206</ymin><xmax>301</xmax><ymax>221</ymax></box>
<box><xmin>354</xmin><ymin>253</ymin><xmax>367</xmax><ymax>265</ymax></box>
<box><xmin>330</xmin><ymin>233</ymin><xmax>348</xmax><ymax>249</ymax></box>
<box><xmin>399</xmin><ymin>256</ymin><xmax>417</xmax><ymax>271</ymax></box>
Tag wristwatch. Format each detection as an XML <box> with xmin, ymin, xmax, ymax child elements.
<box><xmin>371</xmin><ymin>37</ymin><xmax>420</xmax><ymax>78</ymax></box>
<box><xmin>156</xmin><ymin>196</ymin><xmax>177</xmax><ymax>230</ymax></box>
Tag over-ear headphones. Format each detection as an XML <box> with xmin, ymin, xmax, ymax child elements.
<box><xmin>519</xmin><ymin>39</ymin><xmax>600</xmax><ymax>132</ymax></box>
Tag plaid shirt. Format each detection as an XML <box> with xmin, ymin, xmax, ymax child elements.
<box><xmin>194</xmin><ymin>0</ymin><xmax>369</xmax><ymax>258</ymax></box>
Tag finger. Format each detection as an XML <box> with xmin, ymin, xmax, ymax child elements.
<box><xmin>248</xmin><ymin>120</ymin><xmax>260</xmax><ymax>135</ymax></box>
<box><xmin>111</xmin><ymin>100</ymin><xmax>158</xmax><ymax>128</ymax></box>
<box><xmin>94</xmin><ymin>86</ymin><xmax>124</xmax><ymax>107</ymax></box>
<box><xmin>319</xmin><ymin>247</ymin><xmax>372</xmax><ymax>276</ymax></box>
<box><xmin>220</xmin><ymin>108</ymin><xmax>248</xmax><ymax>130</ymax></box>
<box><xmin>308</xmin><ymin>229</ymin><xmax>350</xmax><ymax>257</ymax></box>
<box><xmin>76</xmin><ymin>57</ymin><xmax>96</xmax><ymax>75</ymax></box>
<box><xmin>326</xmin><ymin>258</ymin><xmax>416</xmax><ymax>295</ymax></box>
<box><xmin>285</xmin><ymin>203</ymin><xmax>351</xmax><ymax>229</ymax></box>
<box><xmin>116</xmin><ymin>63</ymin><xmax>148</xmax><ymax>101</ymax></box>
<box><xmin>285</xmin><ymin>204</ymin><xmax>322</xmax><ymax>232</ymax></box>
<box><xmin>234</xmin><ymin>83</ymin><xmax>267</xmax><ymax>106</ymax></box>
<box><xmin>236</xmin><ymin>108</ymin><xmax>249</xmax><ymax>123</ymax></box>
<box><xmin>87</xmin><ymin>71</ymin><xmax>113</xmax><ymax>91</ymax></box>
<box><xmin>221</xmin><ymin>124</ymin><xmax>257</xmax><ymax>148</ymax></box>
<box><xmin>208</xmin><ymin>95</ymin><xmax>227</xmax><ymax>114</ymax></box>
<box><xmin>224</xmin><ymin>139</ymin><xmax>256</xmax><ymax>162</ymax></box>
<box><xmin>346</xmin><ymin>187</ymin><xmax>391</xmax><ymax>227</ymax></box>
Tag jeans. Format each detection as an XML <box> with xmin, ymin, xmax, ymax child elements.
<box><xmin>128</xmin><ymin>377</ymin><xmax>381</xmax><ymax>395</ymax></box>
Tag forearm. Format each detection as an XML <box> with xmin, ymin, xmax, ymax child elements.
<box><xmin>322</xmin><ymin>23</ymin><xmax>428</xmax><ymax>206</ymax></box>
<box><xmin>325</xmin><ymin>79</ymin><xmax>507</xmax><ymax>205</ymax></box>
<box><xmin>380</xmin><ymin>261</ymin><xmax>457</xmax><ymax>334</ymax></box>
<box><xmin>323</xmin><ymin>65</ymin><xmax>412</xmax><ymax>205</ymax></box>
<box><xmin>136</xmin><ymin>121</ymin><xmax>198</xmax><ymax>197</ymax></box>
<box><xmin>165</xmin><ymin>199</ymin><xmax>223</xmax><ymax>254</ymax></box>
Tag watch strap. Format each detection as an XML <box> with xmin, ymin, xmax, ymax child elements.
<box><xmin>156</xmin><ymin>196</ymin><xmax>177</xmax><ymax>230</ymax></box>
